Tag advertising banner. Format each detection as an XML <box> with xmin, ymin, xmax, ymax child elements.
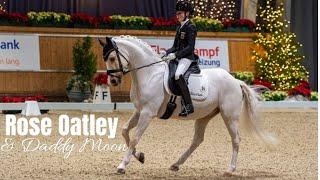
<box><xmin>0</xmin><ymin>34</ymin><xmax>40</xmax><ymax>71</ymax></box>
<box><xmin>142</xmin><ymin>37</ymin><xmax>230</xmax><ymax>71</ymax></box>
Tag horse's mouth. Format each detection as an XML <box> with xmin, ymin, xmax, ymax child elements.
<box><xmin>111</xmin><ymin>82</ymin><xmax>119</xmax><ymax>86</ymax></box>
<box><xmin>111</xmin><ymin>80</ymin><xmax>121</xmax><ymax>86</ymax></box>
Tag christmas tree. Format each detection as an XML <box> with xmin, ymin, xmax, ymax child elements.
<box><xmin>252</xmin><ymin>0</ymin><xmax>309</xmax><ymax>91</ymax></box>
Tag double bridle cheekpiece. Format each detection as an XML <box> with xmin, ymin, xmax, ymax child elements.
<box><xmin>102</xmin><ymin>38</ymin><xmax>130</xmax><ymax>79</ymax></box>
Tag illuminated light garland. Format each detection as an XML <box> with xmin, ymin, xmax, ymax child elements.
<box><xmin>0</xmin><ymin>1</ymin><xmax>5</xmax><ymax>12</ymax></box>
<box><xmin>188</xmin><ymin>0</ymin><xmax>237</xmax><ymax>20</ymax></box>
<box><xmin>253</xmin><ymin>0</ymin><xmax>309</xmax><ymax>91</ymax></box>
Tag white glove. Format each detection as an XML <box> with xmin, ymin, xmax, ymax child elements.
<box><xmin>162</xmin><ymin>53</ymin><xmax>176</xmax><ymax>61</ymax></box>
<box><xmin>159</xmin><ymin>50</ymin><xmax>167</xmax><ymax>57</ymax></box>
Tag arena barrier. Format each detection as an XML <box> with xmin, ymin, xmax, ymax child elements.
<box><xmin>0</xmin><ymin>102</ymin><xmax>317</xmax><ymax>111</ymax></box>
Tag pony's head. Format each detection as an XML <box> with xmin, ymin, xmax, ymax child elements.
<box><xmin>99</xmin><ymin>35</ymin><xmax>161</xmax><ymax>86</ymax></box>
<box><xmin>99</xmin><ymin>37</ymin><xmax>128</xmax><ymax>86</ymax></box>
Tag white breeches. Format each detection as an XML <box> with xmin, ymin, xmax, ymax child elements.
<box><xmin>175</xmin><ymin>58</ymin><xmax>192</xmax><ymax>80</ymax></box>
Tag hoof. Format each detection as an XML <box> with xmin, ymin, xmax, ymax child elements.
<box><xmin>117</xmin><ymin>168</ymin><xmax>125</xmax><ymax>174</ymax></box>
<box><xmin>223</xmin><ymin>171</ymin><xmax>233</xmax><ymax>177</ymax></box>
<box><xmin>169</xmin><ymin>165</ymin><xmax>179</xmax><ymax>171</ymax></box>
<box><xmin>138</xmin><ymin>152</ymin><xmax>145</xmax><ymax>164</ymax></box>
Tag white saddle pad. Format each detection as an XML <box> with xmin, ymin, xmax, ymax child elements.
<box><xmin>163</xmin><ymin>64</ymin><xmax>208</xmax><ymax>101</ymax></box>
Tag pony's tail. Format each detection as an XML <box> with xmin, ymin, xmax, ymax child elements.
<box><xmin>239</xmin><ymin>80</ymin><xmax>278</xmax><ymax>147</ymax></box>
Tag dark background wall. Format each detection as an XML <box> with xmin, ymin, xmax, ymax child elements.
<box><xmin>2</xmin><ymin>0</ymin><xmax>176</xmax><ymax>19</ymax></box>
<box><xmin>290</xmin><ymin>0</ymin><xmax>318</xmax><ymax>90</ymax></box>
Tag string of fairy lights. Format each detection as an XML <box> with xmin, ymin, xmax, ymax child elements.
<box><xmin>0</xmin><ymin>0</ymin><xmax>238</xmax><ymax>20</ymax></box>
<box><xmin>189</xmin><ymin>0</ymin><xmax>237</xmax><ymax>20</ymax></box>
<box><xmin>253</xmin><ymin>0</ymin><xmax>309</xmax><ymax>90</ymax></box>
<box><xmin>0</xmin><ymin>1</ymin><xmax>6</xmax><ymax>12</ymax></box>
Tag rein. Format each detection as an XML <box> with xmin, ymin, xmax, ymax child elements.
<box><xmin>104</xmin><ymin>39</ymin><xmax>168</xmax><ymax>77</ymax></box>
<box><xmin>123</xmin><ymin>56</ymin><xmax>169</xmax><ymax>74</ymax></box>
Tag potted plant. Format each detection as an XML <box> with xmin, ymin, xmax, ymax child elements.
<box><xmin>27</xmin><ymin>12</ymin><xmax>71</xmax><ymax>27</ymax></box>
<box><xmin>286</xmin><ymin>80</ymin><xmax>311</xmax><ymax>101</ymax></box>
<box><xmin>262</xmin><ymin>91</ymin><xmax>288</xmax><ymax>101</ymax></box>
<box><xmin>66</xmin><ymin>36</ymin><xmax>97</xmax><ymax>102</ymax></box>
<box><xmin>222</xmin><ymin>19</ymin><xmax>256</xmax><ymax>32</ymax></box>
<box><xmin>98</xmin><ymin>15</ymin><xmax>112</xmax><ymax>29</ymax></box>
<box><xmin>311</xmin><ymin>92</ymin><xmax>318</xmax><ymax>101</ymax></box>
<box><xmin>231</xmin><ymin>71</ymin><xmax>254</xmax><ymax>85</ymax></box>
<box><xmin>110</xmin><ymin>15</ymin><xmax>151</xmax><ymax>30</ymax></box>
<box><xmin>71</xmin><ymin>13</ymin><xmax>99</xmax><ymax>28</ymax></box>
<box><xmin>191</xmin><ymin>17</ymin><xmax>223</xmax><ymax>32</ymax></box>
<box><xmin>149</xmin><ymin>17</ymin><xmax>178</xmax><ymax>31</ymax></box>
<box><xmin>0</xmin><ymin>11</ymin><xmax>28</xmax><ymax>26</ymax></box>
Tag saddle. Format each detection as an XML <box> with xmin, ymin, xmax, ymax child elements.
<box><xmin>160</xmin><ymin>57</ymin><xmax>201</xmax><ymax>119</ymax></box>
<box><xmin>168</xmin><ymin>59</ymin><xmax>201</xmax><ymax>96</ymax></box>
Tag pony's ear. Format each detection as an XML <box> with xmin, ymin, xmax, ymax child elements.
<box><xmin>106</xmin><ymin>36</ymin><xmax>112</xmax><ymax>45</ymax></box>
<box><xmin>98</xmin><ymin>38</ymin><xmax>105</xmax><ymax>47</ymax></box>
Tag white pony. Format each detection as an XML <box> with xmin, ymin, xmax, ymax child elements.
<box><xmin>98</xmin><ymin>35</ymin><xmax>277</xmax><ymax>175</ymax></box>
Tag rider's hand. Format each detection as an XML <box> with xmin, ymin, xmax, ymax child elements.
<box><xmin>159</xmin><ymin>50</ymin><xmax>167</xmax><ymax>57</ymax></box>
<box><xmin>166</xmin><ymin>53</ymin><xmax>176</xmax><ymax>60</ymax></box>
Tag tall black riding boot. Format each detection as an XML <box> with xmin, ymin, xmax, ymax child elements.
<box><xmin>176</xmin><ymin>75</ymin><xmax>194</xmax><ymax>116</ymax></box>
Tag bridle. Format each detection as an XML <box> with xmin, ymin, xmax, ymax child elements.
<box><xmin>103</xmin><ymin>38</ymin><xmax>171</xmax><ymax>80</ymax></box>
<box><xmin>103</xmin><ymin>39</ymin><xmax>130</xmax><ymax>80</ymax></box>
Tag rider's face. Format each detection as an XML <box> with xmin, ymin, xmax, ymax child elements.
<box><xmin>176</xmin><ymin>11</ymin><xmax>187</xmax><ymax>23</ymax></box>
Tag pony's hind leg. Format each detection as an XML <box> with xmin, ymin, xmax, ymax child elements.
<box><xmin>220</xmin><ymin>109</ymin><xmax>241</xmax><ymax>174</ymax></box>
<box><xmin>170</xmin><ymin>108</ymin><xmax>219</xmax><ymax>171</ymax></box>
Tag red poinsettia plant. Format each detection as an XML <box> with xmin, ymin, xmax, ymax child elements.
<box><xmin>223</xmin><ymin>19</ymin><xmax>256</xmax><ymax>32</ymax></box>
<box><xmin>71</xmin><ymin>13</ymin><xmax>99</xmax><ymax>27</ymax></box>
<box><xmin>1</xmin><ymin>95</ymin><xmax>48</xmax><ymax>103</ymax></box>
<box><xmin>98</xmin><ymin>15</ymin><xmax>113</xmax><ymax>28</ymax></box>
<box><xmin>99</xmin><ymin>16</ymin><xmax>111</xmax><ymax>24</ymax></box>
<box><xmin>253</xmin><ymin>79</ymin><xmax>273</xmax><ymax>89</ymax></box>
<box><xmin>149</xmin><ymin>16</ymin><xmax>178</xmax><ymax>30</ymax></box>
<box><xmin>93</xmin><ymin>73</ymin><xmax>109</xmax><ymax>86</ymax></box>
<box><xmin>288</xmin><ymin>80</ymin><xmax>311</xmax><ymax>98</ymax></box>
<box><xmin>1</xmin><ymin>95</ymin><xmax>49</xmax><ymax>114</ymax></box>
<box><xmin>0</xmin><ymin>11</ymin><xmax>28</xmax><ymax>24</ymax></box>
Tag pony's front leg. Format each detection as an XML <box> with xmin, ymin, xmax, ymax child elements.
<box><xmin>122</xmin><ymin>110</ymin><xmax>140</xmax><ymax>146</ymax></box>
<box><xmin>117</xmin><ymin>109</ymin><xmax>153</xmax><ymax>174</ymax></box>
<box><xmin>122</xmin><ymin>110</ymin><xmax>145</xmax><ymax>164</ymax></box>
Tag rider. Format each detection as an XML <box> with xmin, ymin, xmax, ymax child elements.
<box><xmin>164</xmin><ymin>0</ymin><xmax>197</xmax><ymax>117</ymax></box>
